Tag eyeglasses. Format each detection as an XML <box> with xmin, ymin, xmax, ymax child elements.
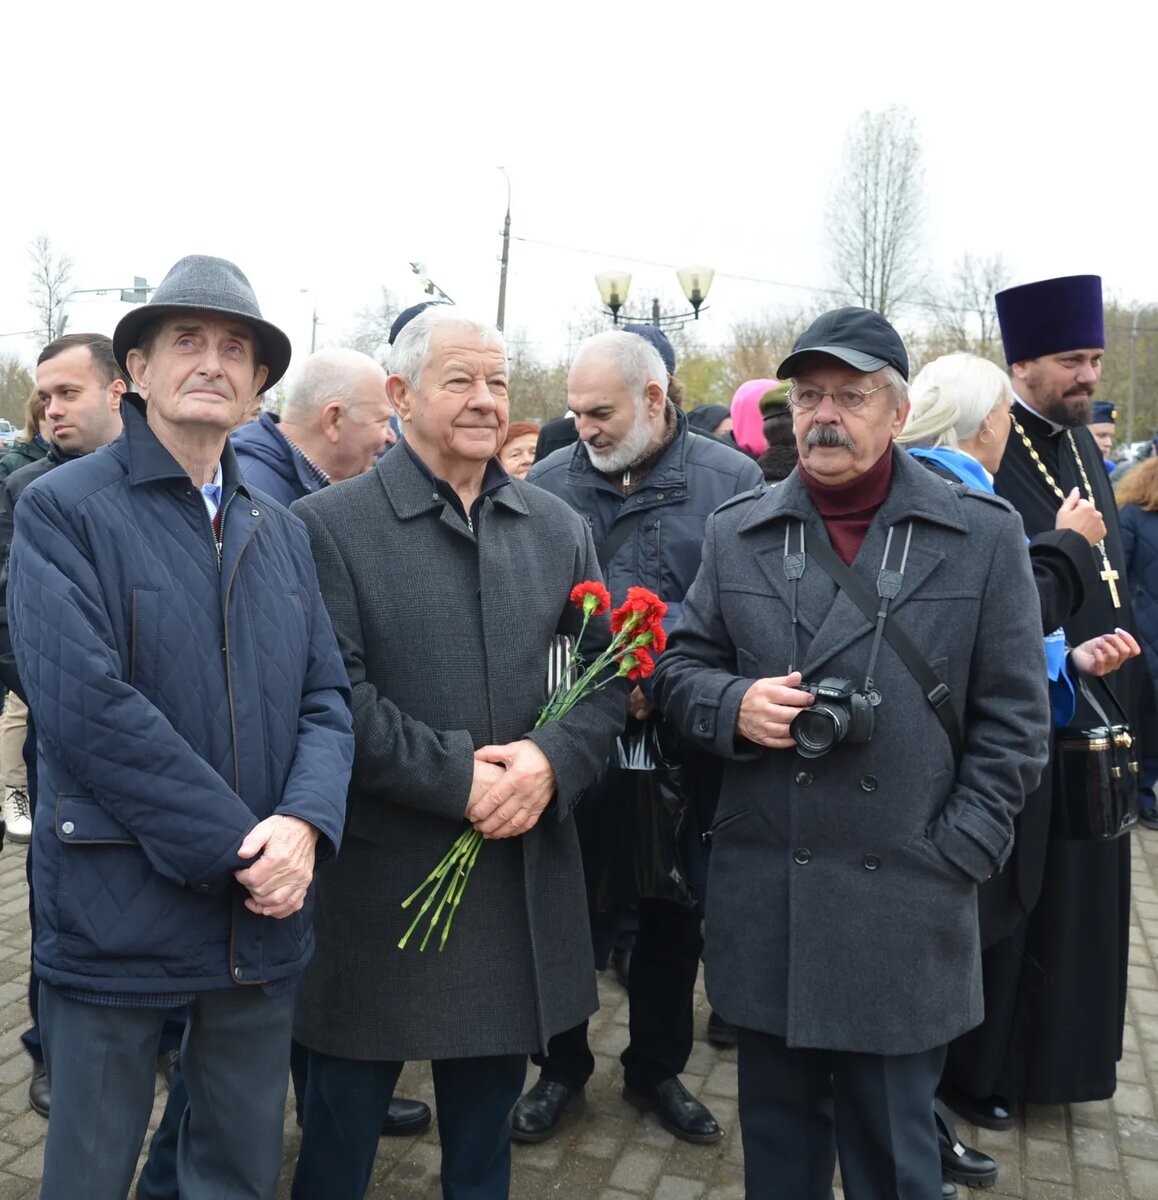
<box><xmin>788</xmin><ymin>382</ymin><xmax>894</xmax><ymax>411</ymax></box>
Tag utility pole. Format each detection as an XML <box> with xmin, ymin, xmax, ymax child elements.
<box><xmin>496</xmin><ymin>167</ymin><xmax>511</xmax><ymax>332</ymax></box>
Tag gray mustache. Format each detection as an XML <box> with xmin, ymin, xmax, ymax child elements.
<box><xmin>805</xmin><ymin>426</ymin><xmax>856</xmax><ymax>450</ymax></box>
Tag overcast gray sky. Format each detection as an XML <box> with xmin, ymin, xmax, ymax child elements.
<box><xmin>3</xmin><ymin>0</ymin><xmax>1153</xmax><ymax>387</ymax></box>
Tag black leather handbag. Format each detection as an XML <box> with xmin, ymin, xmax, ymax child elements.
<box><xmin>1052</xmin><ymin>675</ymin><xmax>1139</xmax><ymax>841</ymax></box>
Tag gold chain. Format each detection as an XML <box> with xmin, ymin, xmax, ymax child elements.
<box><xmin>1009</xmin><ymin>411</ymin><xmax>1120</xmax><ymax>608</ymax></box>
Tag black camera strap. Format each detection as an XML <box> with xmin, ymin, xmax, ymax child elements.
<box><xmin>791</xmin><ymin>521</ymin><xmax>963</xmax><ymax>764</ymax></box>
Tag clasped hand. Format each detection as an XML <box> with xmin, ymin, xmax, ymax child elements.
<box><xmin>466</xmin><ymin>740</ymin><xmax>556</xmax><ymax>839</ymax></box>
<box><xmin>736</xmin><ymin>671</ymin><xmax>814</xmax><ymax>749</ymax></box>
<box><xmin>234</xmin><ymin>814</ymin><xmax>319</xmax><ymax>919</ymax></box>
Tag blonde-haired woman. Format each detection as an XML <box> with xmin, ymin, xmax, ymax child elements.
<box><xmin>900</xmin><ymin>352</ymin><xmax>1121</xmax><ymax>665</ymax></box>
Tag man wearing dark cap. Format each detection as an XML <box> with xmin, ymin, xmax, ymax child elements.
<box><xmin>938</xmin><ymin>275</ymin><xmax>1158</xmax><ymax>1123</ymax></box>
<box><xmin>651</xmin><ymin>306</ymin><xmax>1050</xmax><ymax>1199</ymax></box>
<box><xmin>7</xmin><ymin>255</ymin><xmax>355</xmax><ymax>1199</ymax></box>
<box><xmin>1088</xmin><ymin>399</ymin><xmax>1118</xmax><ymax>472</ymax></box>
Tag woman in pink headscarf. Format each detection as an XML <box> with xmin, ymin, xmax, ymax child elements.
<box><xmin>730</xmin><ymin>379</ymin><xmax>779</xmax><ymax>458</ymax></box>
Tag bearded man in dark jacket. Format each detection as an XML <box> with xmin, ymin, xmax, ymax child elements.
<box><xmin>519</xmin><ymin>329</ymin><xmax>762</xmax><ymax>1146</ymax></box>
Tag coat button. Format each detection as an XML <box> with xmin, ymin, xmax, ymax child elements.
<box><xmin>234</xmin><ymin>967</ymin><xmax>244</xmax><ymax>980</ymax></box>
<box><xmin>60</xmin><ymin>821</ymin><xmax>74</xmax><ymax>835</ymax></box>
<box><xmin>859</xmin><ymin>775</ymin><xmax>878</xmax><ymax>792</ymax></box>
<box><xmin>795</xmin><ymin>770</ymin><xmax>812</xmax><ymax>786</ymax></box>
<box><xmin>196</xmin><ymin>883</ymin><xmax>211</xmax><ymax>894</ymax></box>
<box><xmin>251</xmin><ymin>508</ymin><xmax>260</xmax><ymax>516</ymax></box>
<box><xmin>863</xmin><ymin>854</ymin><xmax>880</xmax><ymax>870</ymax></box>
<box><xmin>655</xmin><ymin>492</ymin><xmax>664</xmax><ymax>500</ymax></box>
<box><xmin>697</xmin><ymin>720</ymin><xmax>709</xmax><ymax>733</ymax></box>
<box><xmin>793</xmin><ymin>848</ymin><xmax>811</xmax><ymax>865</ymax></box>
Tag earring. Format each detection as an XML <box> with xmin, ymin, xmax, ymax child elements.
<box><xmin>978</xmin><ymin>426</ymin><xmax>994</xmax><ymax>444</ymax></box>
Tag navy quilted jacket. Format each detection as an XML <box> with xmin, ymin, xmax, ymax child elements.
<box><xmin>8</xmin><ymin>397</ymin><xmax>354</xmax><ymax>993</ymax></box>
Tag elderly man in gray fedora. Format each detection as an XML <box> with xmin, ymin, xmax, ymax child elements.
<box><xmin>651</xmin><ymin>307</ymin><xmax>1051</xmax><ymax>1199</ymax></box>
<box><xmin>7</xmin><ymin>255</ymin><xmax>354</xmax><ymax>1200</ymax></box>
<box><xmin>288</xmin><ymin>306</ymin><xmax>628</xmax><ymax>1200</ymax></box>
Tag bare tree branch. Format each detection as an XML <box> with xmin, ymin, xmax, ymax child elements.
<box><xmin>27</xmin><ymin>235</ymin><xmax>73</xmax><ymax>344</ymax></box>
<box><xmin>826</xmin><ymin>107</ymin><xmax>925</xmax><ymax>319</ymax></box>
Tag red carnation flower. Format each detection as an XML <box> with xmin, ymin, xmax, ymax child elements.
<box><xmin>619</xmin><ymin>647</ymin><xmax>656</xmax><ymax>681</ymax></box>
<box><xmin>610</xmin><ymin>586</ymin><xmax>667</xmax><ymax>636</ymax></box>
<box><xmin>570</xmin><ymin>580</ymin><xmax>612</xmax><ymax>617</ymax></box>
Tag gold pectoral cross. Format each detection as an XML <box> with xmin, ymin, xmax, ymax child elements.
<box><xmin>1101</xmin><ymin>563</ymin><xmax>1122</xmax><ymax>609</ymax></box>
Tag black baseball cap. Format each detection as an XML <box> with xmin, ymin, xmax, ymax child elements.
<box><xmin>777</xmin><ymin>307</ymin><xmax>909</xmax><ymax>381</ymax></box>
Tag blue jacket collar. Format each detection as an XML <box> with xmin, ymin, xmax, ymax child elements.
<box><xmin>906</xmin><ymin>446</ymin><xmax>994</xmax><ymax>494</ymax></box>
<box><xmin>119</xmin><ymin>394</ymin><xmax>250</xmax><ymax>499</ymax></box>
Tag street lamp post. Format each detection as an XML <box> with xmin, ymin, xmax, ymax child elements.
<box><xmin>496</xmin><ymin>167</ymin><xmax>511</xmax><ymax>333</ymax></box>
<box><xmin>299</xmin><ymin>289</ymin><xmax>319</xmax><ymax>354</ymax></box>
<box><xmin>594</xmin><ymin>264</ymin><xmax>715</xmax><ymax>328</ymax></box>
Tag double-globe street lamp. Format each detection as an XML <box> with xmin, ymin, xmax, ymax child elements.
<box><xmin>595</xmin><ymin>265</ymin><xmax>715</xmax><ymax>329</ymax></box>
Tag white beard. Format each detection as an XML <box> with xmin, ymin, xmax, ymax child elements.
<box><xmin>584</xmin><ymin>416</ymin><xmax>654</xmax><ymax>475</ymax></box>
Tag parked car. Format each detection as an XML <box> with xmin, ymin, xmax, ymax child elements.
<box><xmin>0</xmin><ymin>420</ymin><xmax>17</xmax><ymax>450</ymax></box>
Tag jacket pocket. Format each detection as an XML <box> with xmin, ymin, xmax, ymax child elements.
<box><xmin>702</xmin><ymin>808</ymin><xmax>749</xmax><ymax>845</ymax></box>
<box><xmin>55</xmin><ymin>795</ymin><xmax>135</xmax><ymax>845</ymax></box>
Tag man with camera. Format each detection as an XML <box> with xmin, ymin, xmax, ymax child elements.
<box><xmin>652</xmin><ymin>308</ymin><xmax>1052</xmax><ymax>1200</ymax></box>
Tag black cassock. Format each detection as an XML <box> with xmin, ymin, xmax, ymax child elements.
<box><xmin>944</xmin><ymin>403</ymin><xmax>1157</xmax><ymax>1104</ymax></box>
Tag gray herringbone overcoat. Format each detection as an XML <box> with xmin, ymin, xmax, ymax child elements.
<box><xmin>652</xmin><ymin>448</ymin><xmax>1051</xmax><ymax>1056</ymax></box>
<box><xmin>291</xmin><ymin>447</ymin><xmax>628</xmax><ymax>1060</ymax></box>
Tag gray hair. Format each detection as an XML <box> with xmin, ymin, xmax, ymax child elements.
<box><xmin>897</xmin><ymin>353</ymin><xmax>1012</xmax><ymax>449</ymax></box>
<box><xmin>570</xmin><ymin>330</ymin><xmax>667</xmax><ymax>402</ymax></box>
<box><xmin>389</xmin><ymin>309</ymin><xmax>506</xmax><ymax>390</ymax></box>
<box><xmin>283</xmin><ymin>349</ymin><xmax>386</xmax><ymax>420</ymax></box>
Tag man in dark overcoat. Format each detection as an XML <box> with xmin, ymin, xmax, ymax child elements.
<box><xmin>290</xmin><ymin>308</ymin><xmax>628</xmax><ymax>1200</ymax></box>
<box><xmin>652</xmin><ymin>307</ymin><xmax>1052</xmax><ymax>1200</ymax></box>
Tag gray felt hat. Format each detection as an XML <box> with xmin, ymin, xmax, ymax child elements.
<box><xmin>113</xmin><ymin>255</ymin><xmax>291</xmax><ymax>394</ymax></box>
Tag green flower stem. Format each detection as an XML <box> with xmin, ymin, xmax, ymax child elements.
<box><xmin>400</xmin><ymin>835</ymin><xmax>468</xmax><ymax>910</ymax></box>
<box><xmin>439</xmin><ymin>831</ymin><xmax>485</xmax><ymax>951</ymax></box>
<box><xmin>397</xmin><ymin>830</ymin><xmax>474</xmax><ymax>949</ymax></box>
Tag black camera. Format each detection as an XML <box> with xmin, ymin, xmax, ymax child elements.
<box><xmin>789</xmin><ymin>677</ymin><xmax>877</xmax><ymax>759</ymax></box>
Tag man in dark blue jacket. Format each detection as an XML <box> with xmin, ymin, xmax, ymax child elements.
<box><xmin>517</xmin><ymin>329</ymin><xmax>761</xmax><ymax>1145</ymax></box>
<box><xmin>7</xmin><ymin>255</ymin><xmax>354</xmax><ymax>1200</ymax></box>
<box><xmin>231</xmin><ymin>347</ymin><xmax>393</xmax><ymax>506</ymax></box>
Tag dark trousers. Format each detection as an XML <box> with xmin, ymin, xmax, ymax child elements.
<box><xmin>20</xmin><ymin>724</ymin><xmax>40</xmax><ymax>1065</ymax></box>
<box><xmin>532</xmin><ymin>896</ymin><xmax>703</xmax><ymax>1091</ymax></box>
<box><xmin>292</xmin><ymin>1048</ymin><xmax>526</xmax><ymax>1200</ymax></box>
<box><xmin>736</xmin><ymin>1028</ymin><xmax>945</xmax><ymax>1200</ymax></box>
<box><xmin>39</xmin><ymin>983</ymin><xmax>295</xmax><ymax>1200</ymax></box>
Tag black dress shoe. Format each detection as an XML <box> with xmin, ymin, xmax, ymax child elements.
<box><xmin>935</xmin><ymin>1100</ymin><xmax>998</xmax><ymax>1188</ymax></box>
<box><xmin>157</xmin><ymin>1048</ymin><xmax>180</xmax><ymax>1088</ymax></box>
<box><xmin>622</xmin><ymin>1077</ymin><xmax>722</xmax><ymax>1144</ymax></box>
<box><xmin>707</xmin><ymin>1010</ymin><xmax>738</xmax><ymax>1048</ymax></box>
<box><xmin>29</xmin><ymin>1063</ymin><xmax>49</xmax><ymax>1118</ymax></box>
<box><xmin>511</xmin><ymin>1079</ymin><xmax>585</xmax><ymax>1143</ymax></box>
<box><xmin>610</xmin><ymin>947</ymin><xmax>632</xmax><ymax>989</ymax></box>
<box><xmin>938</xmin><ymin>1084</ymin><xmax>1016</xmax><ymax>1132</ymax></box>
<box><xmin>381</xmin><ymin>1097</ymin><xmax>432</xmax><ymax>1137</ymax></box>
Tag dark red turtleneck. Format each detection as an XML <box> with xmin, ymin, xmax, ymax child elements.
<box><xmin>799</xmin><ymin>447</ymin><xmax>894</xmax><ymax>565</ymax></box>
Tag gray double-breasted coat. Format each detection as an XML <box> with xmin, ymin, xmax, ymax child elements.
<box><xmin>652</xmin><ymin>448</ymin><xmax>1051</xmax><ymax>1056</ymax></box>
<box><xmin>290</xmin><ymin>446</ymin><xmax>628</xmax><ymax>1061</ymax></box>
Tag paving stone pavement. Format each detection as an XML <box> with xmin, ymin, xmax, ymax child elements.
<box><xmin>0</xmin><ymin>831</ymin><xmax>1153</xmax><ymax>1198</ymax></box>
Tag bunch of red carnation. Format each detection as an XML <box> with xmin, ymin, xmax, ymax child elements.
<box><xmin>399</xmin><ymin>580</ymin><xmax>668</xmax><ymax>953</ymax></box>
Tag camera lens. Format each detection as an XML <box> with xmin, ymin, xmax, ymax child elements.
<box><xmin>791</xmin><ymin>705</ymin><xmax>847</xmax><ymax>758</ymax></box>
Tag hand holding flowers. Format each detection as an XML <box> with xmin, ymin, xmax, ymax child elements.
<box><xmin>397</xmin><ymin>581</ymin><xmax>667</xmax><ymax>952</ymax></box>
